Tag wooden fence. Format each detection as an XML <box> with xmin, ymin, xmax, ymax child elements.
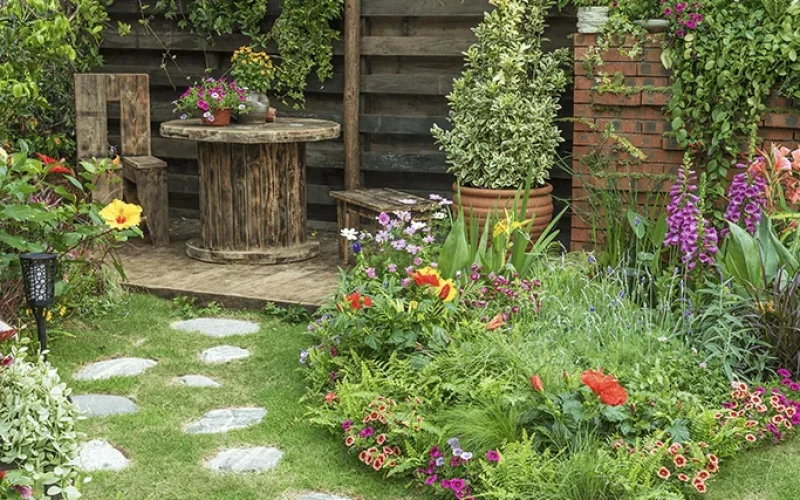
<box><xmin>102</xmin><ymin>1</ymin><xmax>576</xmax><ymax>232</ymax></box>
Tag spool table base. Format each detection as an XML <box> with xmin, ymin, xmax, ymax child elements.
<box><xmin>185</xmin><ymin>239</ymin><xmax>320</xmax><ymax>265</ymax></box>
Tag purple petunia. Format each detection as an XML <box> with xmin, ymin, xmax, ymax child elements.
<box><xmin>377</xmin><ymin>212</ymin><xmax>391</xmax><ymax>226</ymax></box>
<box><xmin>486</xmin><ymin>450</ymin><xmax>500</xmax><ymax>462</ymax></box>
<box><xmin>342</xmin><ymin>420</ymin><xmax>352</xmax><ymax>431</ymax></box>
<box><xmin>359</xmin><ymin>426</ymin><xmax>374</xmax><ymax>438</ymax></box>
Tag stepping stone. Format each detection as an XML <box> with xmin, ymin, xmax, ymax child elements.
<box><xmin>205</xmin><ymin>446</ymin><xmax>283</xmax><ymax>473</ymax></box>
<box><xmin>199</xmin><ymin>345</ymin><xmax>250</xmax><ymax>364</ymax></box>
<box><xmin>299</xmin><ymin>494</ymin><xmax>353</xmax><ymax>500</ymax></box>
<box><xmin>171</xmin><ymin>318</ymin><xmax>260</xmax><ymax>338</ymax></box>
<box><xmin>173</xmin><ymin>375</ymin><xmax>222</xmax><ymax>388</ymax></box>
<box><xmin>74</xmin><ymin>357</ymin><xmax>157</xmax><ymax>381</ymax></box>
<box><xmin>74</xmin><ymin>439</ymin><xmax>130</xmax><ymax>472</ymax></box>
<box><xmin>184</xmin><ymin>407</ymin><xmax>267</xmax><ymax>434</ymax></box>
<box><xmin>73</xmin><ymin>394</ymin><xmax>137</xmax><ymax>417</ymax></box>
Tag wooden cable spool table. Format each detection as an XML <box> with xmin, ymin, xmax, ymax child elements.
<box><xmin>160</xmin><ymin>117</ymin><xmax>340</xmax><ymax>264</ymax></box>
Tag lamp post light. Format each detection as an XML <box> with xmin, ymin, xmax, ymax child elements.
<box><xmin>19</xmin><ymin>252</ymin><xmax>57</xmax><ymax>358</ymax></box>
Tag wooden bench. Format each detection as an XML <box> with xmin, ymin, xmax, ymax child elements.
<box><xmin>329</xmin><ymin>188</ymin><xmax>437</xmax><ymax>265</ymax></box>
<box><xmin>74</xmin><ymin>73</ymin><xmax>170</xmax><ymax>247</ymax></box>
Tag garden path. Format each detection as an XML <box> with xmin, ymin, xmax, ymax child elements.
<box><xmin>70</xmin><ymin>317</ymin><xmax>354</xmax><ymax>498</ymax></box>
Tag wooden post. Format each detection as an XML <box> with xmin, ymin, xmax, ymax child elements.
<box><xmin>343</xmin><ymin>0</ymin><xmax>361</xmax><ymax>190</ymax></box>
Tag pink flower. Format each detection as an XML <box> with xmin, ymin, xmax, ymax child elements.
<box><xmin>14</xmin><ymin>486</ymin><xmax>33</xmax><ymax>499</ymax></box>
<box><xmin>197</xmin><ymin>99</ymin><xmax>209</xmax><ymax>111</ymax></box>
<box><xmin>486</xmin><ymin>450</ymin><xmax>500</xmax><ymax>462</ymax></box>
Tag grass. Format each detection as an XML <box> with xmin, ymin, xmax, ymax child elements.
<box><xmin>50</xmin><ymin>294</ymin><xmax>414</xmax><ymax>500</ymax></box>
<box><xmin>48</xmin><ymin>292</ymin><xmax>800</xmax><ymax>500</ymax></box>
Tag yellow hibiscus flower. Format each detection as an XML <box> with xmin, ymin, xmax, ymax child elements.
<box><xmin>100</xmin><ymin>199</ymin><xmax>143</xmax><ymax>230</ymax></box>
<box><xmin>436</xmin><ymin>279</ymin><xmax>457</xmax><ymax>302</ymax></box>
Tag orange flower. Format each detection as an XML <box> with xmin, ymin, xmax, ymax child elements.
<box><xmin>486</xmin><ymin>313</ymin><xmax>505</xmax><ymax>331</ymax></box>
<box><xmin>325</xmin><ymin>392</ymin><xmax>337</xmax><ymax>404</ymax></box>
<box><xmin>657</xmin><ymin>467</ymin><xmax>671</xmax><ymax>480</ymax></box>
<box><xmin>599</xmin><ymin>383</ymin><xmax>628</xmax><ymax>406</ymax></box>
<box><xmin>346</xmin><ymin>292</ymin><xmax>373</xmax><ymax>310</ymax></box>
<box><xmin>530</xmin><ymin>375</ymin><xmax>544</xmax><ymax>393</ymax></box>
<box><xmin>412</xmin><ymin>267</ymin><xmax>441</xmax><ymax>287</ymax></box>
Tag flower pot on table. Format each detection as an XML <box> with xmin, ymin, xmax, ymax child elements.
<box><xmin>202</xmin><ymin>108</ymin><xmax>232</xmax><ymax>126</ymax></box>
<box><xmin>453</xmin><ymin>183</ymin><xmax>554</xmax><ymax>242</ymax></box>
<box><xmin>238</xmin><ymin>93</ymin><xmax>271</xmax><ymax>124</ymax></box>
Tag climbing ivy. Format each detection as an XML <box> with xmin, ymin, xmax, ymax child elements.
<box><xmin>661</xmin><ymin>0</ymin><xmax>800</xmax><ymax>199</ymax></box>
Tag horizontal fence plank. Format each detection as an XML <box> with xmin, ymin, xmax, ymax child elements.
<box><xmin>363</xmin><ymin>0</ymin><xmax>492</xmax><ymax>16</ymax></box>
<box><xmin>362</xmin><ymin>36</ymin><xmax>472</xmax><ymax>57</ymax></box>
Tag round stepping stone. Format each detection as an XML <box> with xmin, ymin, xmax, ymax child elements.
<box><xmin>74</xmin><ymin>357</ymin><xmax>157</xmax><ymax>381</ymax></box>
<box><xmin>74</xmin><ymin>439</ymin><xmax>130</xmax><ymax>472</ymax></box>
<box><xmin>184</xmin><ymin>407</ymin><xmax>266</xmax><ymax>434</ymax></box>
<box><xmin>199</xmin><ymin>345</ymin><xmax>250</xmax><ymax>364</ymax></box>
<box><xmin>299</xmin><ymin>494</ymin><xmax>353</xmax><ymax>500</ymax></box>
<box><xmin>173</xmin><ymin>375</ymin><xmax>222</xmax><ymax>388</ymax></box>
<box><xmin>73</xmin><ymin>395</ymin><xmax>137</xmax><ymax>417</ymax></box>
<box><xmin>205</xmin><ymin>446</ymin><xmax>283</xmax><ymax>473</ymax></box>
<box><xmin>171</xmin><ymin>318</ymin><xmax>260</xmax><ymax>337</ymax></box>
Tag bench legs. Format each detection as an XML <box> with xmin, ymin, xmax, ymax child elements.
<box><xmin>122</xmin><ymin>156</ymin><xmax>170</xmax><ymax>247</ymax></box>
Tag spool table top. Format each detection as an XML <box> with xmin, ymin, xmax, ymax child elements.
<box><xmin>160</xmin><ymin>117</ymin><xmax>340</xmax><ymax>145</ymax></box>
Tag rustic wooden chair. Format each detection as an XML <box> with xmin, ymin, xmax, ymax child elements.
<box><xmin>329</xmin><ymin>188</ymin><xmax>437</xmax><ymax>265</ymax></box>
<box><xmin>74</xmin><ymin>73</ymin><xmax>170</xmax><ymax>247</ymax></box>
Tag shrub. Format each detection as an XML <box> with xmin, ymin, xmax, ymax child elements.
<box><xmin>432</xmin><ymin>0</ymin><xmax>570</xmax><ymax>189</ymax></box>
<box><xmin>0</xmin><ymin>144</ymin><xmax>142</xmax><ymax>323</ymax></box>
<box><xmin>0</xmin><ymin>346</ymin><xmax>82</xmax><ymax>499</ymax></box>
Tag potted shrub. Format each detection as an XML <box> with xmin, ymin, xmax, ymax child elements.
<box><xmin>173</xmin><ymin>77</ymin><xmax>249</xmax><ymax>126</ymax></box>
<box><xmin>432</xmin><ymin>0</ymin><xmax>569</xmax><ymax>239</ymax></box>
<box><xmin>230</xmin><ymin>45</ymin><xmax>277</xmax><ymax>124</ymax></box>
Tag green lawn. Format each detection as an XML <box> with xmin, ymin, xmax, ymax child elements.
<box><xmin>50</xmin><ymin>293</ymin><xmax>800</xmax><ymax>500</ymax></box>
<box><xmin>50</xmin><ymin>294</ymin><xmax>413</xmax><ymax>500</ymax></box>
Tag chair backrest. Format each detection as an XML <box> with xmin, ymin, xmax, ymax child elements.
<box><xmin>74</xmin><ymin>74</ymin><xmax>151</xmax><ymax>159</ymax></box>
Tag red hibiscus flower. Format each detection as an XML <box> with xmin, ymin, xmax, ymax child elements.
<box><xmin>413</xmin><ymin>272</ymin><xmax>440</xmax><ymax>287</ymax></box>
<box><xmin>36</xmin><ymin>153</ymin><xmax>72</xmax><ymax>175</ymax></box>
<box><xmin>599</xmin><ymin>383</ymin><xmax>628</xmax><ymax>406</ymax></box>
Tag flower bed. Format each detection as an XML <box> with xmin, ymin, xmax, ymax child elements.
<box><xmin>301</xmin><ymin>199</ymin><xmax>800</xmax><ymax>498</ymax></box>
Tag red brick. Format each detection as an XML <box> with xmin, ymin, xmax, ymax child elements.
<box><xmin>589</xmin><ymin>62</ymin><xmax>639</xmax><ymax>77</ymax></box>
<box><xmin>573</xmin><ymin>118</ymin><xmax>596</xmax><ymax>132</ymax></box>
<box><xmin>593</xmin><ymin>92</ymin><xmax>642</xmax><ymax>107</ymax></box>
<box><xmin>640</xmin><ymin>148</ymin><xmax>684</xmax><ymax>164</ymax></box>
<box><xmin>759</xmin><ymin>127</ymin><xmax>795</xmax><ymax>142</ymax></box>
<box><xmin>574</xmin><ymin>76</ymin><xmax>596</xmax><ymax>90</ymax></box>
<box><xmin>662</xmin><ymin>137</ymin><xmax>683</xmax><ymax>151</ymax></box>
<box><xmin>642</xmin><ymin>91</ymin><xmax>670</xmax><ymax>106</ymax></box>
<box><xmin>624</xmin><ymin>76</ymin><xmax>671</xmax><ymax>88</ymax></box>
<box><xmin>764</xmin><ymin>113</ymin><xmax>800</xmax><ymax>130</ymax></box>
<box><xmin>617</xmin><ymin>107</ymin><xmax>668</xmax><ymax>121</ymax></box>
<box><xmin>574</xmin><ymin>90</ymin><xmax>592</xmax><ymax>104</ymax></box>
<box><xmin>642</xmin><ymin>48</ymin><xmax>664</xmax><ymax>62</ymax></box>
<box><xmin>638</xmin><ymin>62</ymin><xmax>671</xmax><ymax>77</ymax></box>
<box><xmin>640</xmin><ymin>120</ymin><xmax>670</xmax><ymax>135</ymax></box>
<box><xmin>574</xmin><ymin>62</ymin><xmax>587</xmax><ymax>77</ymax></box>
<box><xmin>766</xmin><ymin>96</ymin><xmax>794</xmax><ymax>109</ymax></box>
<box><xmin>574</xmin><ymin>34</ymin><xmax>598</xmax><ymax>47</ymax></box>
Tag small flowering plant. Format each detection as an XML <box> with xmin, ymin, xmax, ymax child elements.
<box><xmin>416</xmin><ymin>437</ymin><xmax>487</xmax><ymax>499</ymax></box>
<box><xmin>661</xmin><ymin>0</ymin><xmax>704</xmax><ymax>38</ymax></box>
<box><xmin>714</xmin><ymin>378</ymin><xmax>799</xmax><ymax>445</ymax></box>
<box><xmin>625</xmin><ymin>438</ymin><xmax>719</xmax><ymax>495</ymax></box>
<box><xmin>230</xmin><ymin>46</ymin><xmax>276</xmax><ymax>95</ymax></box>
<box><xmin>459</xmin><ymin>266</ymin><xmax>543</xmax><ymax>328</ymax></box>
<box><xmin>173</xmin><ymin>77</ymin><xmax>251</xmax><ymax>121</ymax></box>
<box><xmin>340</xmin><ymin>396</ymin><xmax>428</xmax><ymax>475</ymax></box>
<box><xmin>0</xmin><ymin>470</ymin><xmax>35</xmax><ymax>499</ymax></box>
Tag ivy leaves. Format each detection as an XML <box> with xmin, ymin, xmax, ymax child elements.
<box><xmin>663</xmin><ymin>0</ymin><xmax>800</xmax><ymax>199</ymax></box>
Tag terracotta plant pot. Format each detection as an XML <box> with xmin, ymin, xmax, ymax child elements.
<box><xmin>453</xmin><ymin>183</ymin><xmax>554</xmax><ymax>242</ymax></box>
<box><xmin>202</xmin><ymin>108</ymin><xmax>232</xmax><ymax>126</ymax></box>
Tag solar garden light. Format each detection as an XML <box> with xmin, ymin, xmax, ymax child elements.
<box><xmin>19</xmin><ymin>252</ymin><xmax>57</xmax><ymax>358</ymax></box>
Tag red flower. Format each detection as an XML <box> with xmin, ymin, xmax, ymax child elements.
<box><xmin>376</xmin><ymin>434</ymin><xmax>387</xmax><ymax>445</ymax></box>
<box><xmin>674</xmin><ymin>455</ymin><xmax>686</xmax><ymax>468</ymax></box>
<box><xmin>345</xmin><ymin>436</ymin><xmax>355</xmax><ymax>447</ymax></box>
<box><xmin>530</xmin><ymin>375</ymin><xmax>544</xmax><ymax>393</ymax></box>
<box><xmin>36</xmin><ymin>153</ymin><xmax>59</xmax><ymax>165</ymax></box>
<box><xmin>412</xmin><ymin>272</ymin><xmax>440</xmax><ymax>287</ymax></box>
<box><xmin>48</xmin><ymin>165</ymin><xmax>72</xmax><ymax>175</ymax></box>
<box><xmin>325</xmin><ymin>392</ymin><xmax>337</xmax><ymax>404</ymax></box>
<box><xmin>677</xmin><ymin>473</ymin><xmax>689</xmax><ymax>482</ymax></box>
<box><xmin>657</xmin><ymin>467</ymin><xmax>671</xmax><ymax>479</ymax></box>
<box><xmin>581</xmin><ymin>368</ymin><xmax>628</xmax><ymax>406</ymax></box>
<box><xmin>694</xmin><ymin>480</ymin><xmax>707</xmax><ymax>493</ymax></box>
<box><xmin>346</xmin><ymin>292</ymin><xmax>373</xmax><ymax>310</ymax></box>
<box><xmin>0</xmin><ymin>470</ymin><xmax>5</xmax><ymax>480</ymax></box>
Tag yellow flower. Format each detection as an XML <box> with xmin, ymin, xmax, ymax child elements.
<box><xmin>112</xmin><ymin>155</ymin><xmax>121</xmax><ymax>166</ymax></box>
<box><xmin>493</xmin><ymin>211</ymin><xmax>532</xmax><ymax>238</ymax></box>
<box><xmin>408</xmin><ymin>300</ymin><xmax>419</xmax><ymax>311</ymax></box>
<box><xmin>46</xmin><ymin>311</ymin><xmax>53</xmax><ymax>322</ymax></box>
<box><xmin>100</xmin><ymin>199</ymin><xmax>143</xmax><ymax>230</ymax></box>
<box><xmin>59</xmin><ymin>306</ymin><xmax>67</xmax><ymax>316</ymax></box>
<box><xmin>436</xmin><ymin>279</ymin><xmax>457</xmax><ymax>302</ymax></box>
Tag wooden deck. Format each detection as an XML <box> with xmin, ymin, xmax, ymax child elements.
<box><xmin>118</xmin><ymin>217</ymin><xmax>342</xmax><ymax>310</ymax></box>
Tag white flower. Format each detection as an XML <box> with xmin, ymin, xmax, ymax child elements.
<box><xmin>211</xmin><ymin>92</ymin><xmax>220</xmax><ymax>99</ymax></box>
<box><xmin>657</xmin><ymin>336</ymin><xmax>668</xmax><ymax>343</ymax></box>
<box><xmin>398</xmin><ymin>198</ymin><xmax>417</xmax><ymax>205</ymax></box>
<box><xmin>340</xmin><ymin>228</ymin><xmax>358</xmax><ymax>241</ymax></box>
<box><xmin>699</xmin><ymin>362</ymin><xmax>707</xmax><ymax>369</ymax></box>
<box><xmin>429</xmin><ymin>193</ymin><xmax>443</xmax><ymax>201</ymax></box>
<box><xmin>238</xmin><ymin>104</ymin><xmax>246</xmax><ymax>110</ymax></box>
<box><xmin>411</xmin><ymin>221</ymin><xmax>427</xmax><ymax>231</ymax></box>
<box><xmin>203</xmin><ymin>111</ymin><xmax>212</xmax><ymax>118</ymax></box>
<box><xmin>432</xmin><ymin>211</ymin><xmax>447</xmax><ymax>220</ymax></box>
<box><xmin>461</xmin><ymin>451</ymin><xmax>473</xmax><ymax>460</ymax></box>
